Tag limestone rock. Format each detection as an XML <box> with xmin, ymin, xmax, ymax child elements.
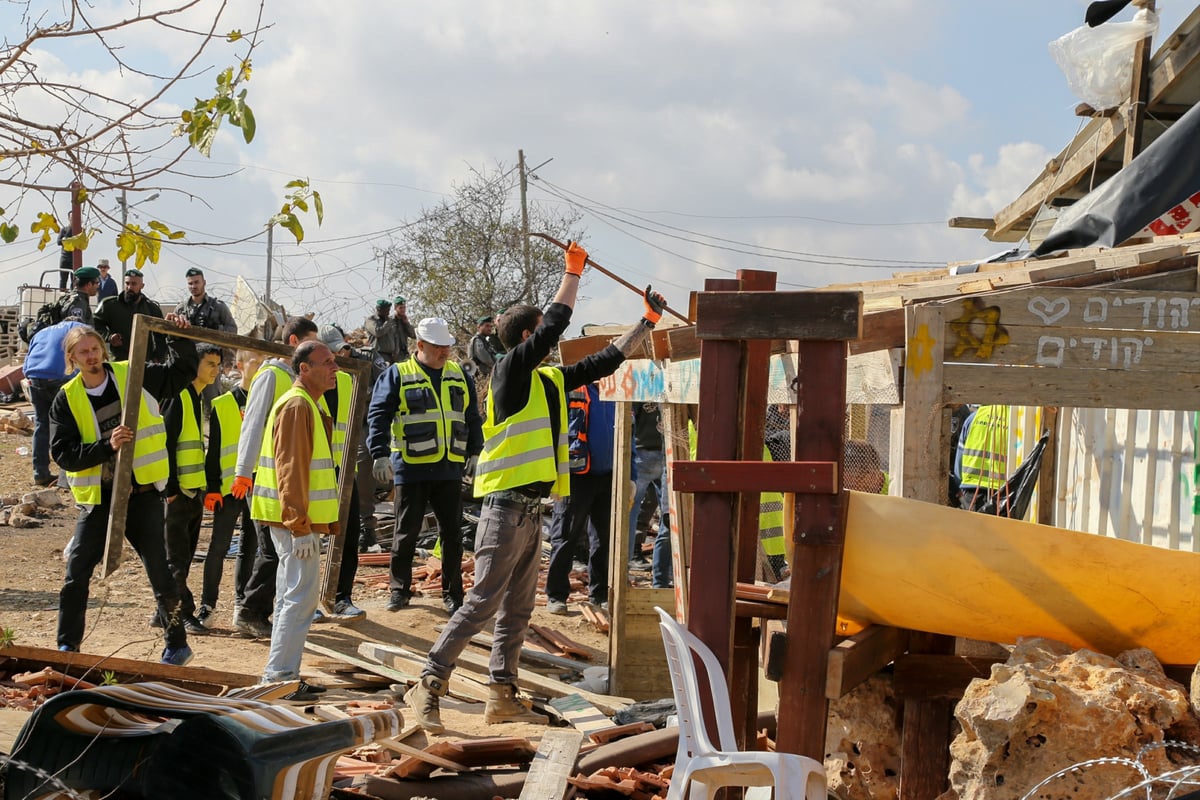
<box><xmin>1192</xmin><ymin>663</ymin><xmax>1199</xmax><ymax>713</ymax></box>
<box><xmin>949</xmin><ymin>637</ymin><xmax>1194</xmax><ymax>800</ymax></box>
<box><xmin>825</xmin><ymin>674</ymin><xmax>901</xmax><ymax>800</ymax></box>
<box><xmin>27</xmin><ymin>488</ymin><xmax>63</xmax><ymax>508</ymax></box>
<box><xmin>7</xmin><ymin>508</ymin><xmax>40</xmax><ymax>528</ymax></box>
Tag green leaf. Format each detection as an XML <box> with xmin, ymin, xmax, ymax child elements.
<box><xmin>0</xmin><ymin>223</ymin><xmax>18</xmax><ymax>243</ymax></box>
<box><xmin>147</xmin><ymin>220</ymin><xmax>170</xmax><ymax>235</ymax></box>
<box><xmin>226</xmin><ymin>29</ymin><xmax>243</xmax><ymax>42</ymax></box>
<box><xmin>292</xmin><ymin>197</ymin><xmax>308</xmax><ymax>213</ymax></box>
<box><xmin>285</xmin><ymin>179</ymin><xmax>306</xmax><ymax>189</ymax></box>
<box><xmin>167</xmin><ymin>229</ymin><xmax>187</xmax><ymax>241</ymax></box>
<box><xmin>279</xmin><ymin>214</ymin><xmax>303</xmax><ymax>243</ymax></box>
<box><xmin>239</xmin><ymin>102</ymin><xmax>256</xmax><ymax>143</ymax></box>
<box><xmin>313</xmin><ymin>191</ymin><xmax>324</xmax><ymax>225</ymax></box>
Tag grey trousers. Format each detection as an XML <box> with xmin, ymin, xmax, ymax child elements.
<box><xmin>424</xmin><ymin>494</ymin><xmax>542</xmax><ymax>685</ymax></box>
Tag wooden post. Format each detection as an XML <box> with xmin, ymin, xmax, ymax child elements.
<box><xmin>687</xmin><ymin>278</ymin><xmax>743</xmax><ymax>681</ymax></box>
<box><xmin>103</xmin><ymin>317</ymin><xmax>371</xmax><ymax>578</ymax></box>
<box><xmin>730</xmin><ymin>269</ymin><xmax>775</xmax><ymax>748</ymax></box>
<box><xmin>898</xmin><ymin>302</ymin><xmax>954</xmax><ymax>800</ymax></box>
<box><xmin>775</xmin><ymin>339</ymin><xmax>848</xmax><ymax>756</ymax></box>
<box><xmin>661</xmin><ymin>403</ymin><xmax>693</xmax><ymax>617</ymax></box>
<box><xmin>1123</xmin><ymin>0</ymin><xmax>1156</xmax><ymax>166</ymax></box>
<box><xmin>1037</xmin><ymin>406</ymin><xmax>1060</xmax><ymax>527</ymax></box>
<box><xmin>319</xmin><ymin>359</ymin><xmax>373</xmax><ymax>610</ymax></box>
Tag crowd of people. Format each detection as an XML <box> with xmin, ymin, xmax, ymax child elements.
<box><xmin>26</xmin><ymin>245</ymin><xmax>672</xmax><ymax>724</ymax></box>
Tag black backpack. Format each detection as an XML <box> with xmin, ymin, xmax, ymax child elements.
<box><xmin>18</xmin><ymin>296</ymin><xmax>68</xmax><ymax>344</ymax></box>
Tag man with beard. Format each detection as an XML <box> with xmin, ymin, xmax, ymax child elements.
<box><xmin>93</xmin><ymin>268</ymin><xmax>166</xmax><ymax>361</ymax></box>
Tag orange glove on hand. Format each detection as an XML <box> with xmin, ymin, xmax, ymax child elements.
<box><xmin>564</xmin><ymin>241</ymin><xmax>588</xmax><ymax>277</ymax></box>
<box><xmin>230</xmin><ymin>475</ymin><xmax>253</xmax><ymax>500</ymax></box>
<box><xmin>642</xmin><ymin>285</ymin><xmax>666</xmax><ymax>326</ymax></box>
<box><xmin>204</xmin><ymin>492</ymin><xmax>224</xmax><ymax>513</ymax></box>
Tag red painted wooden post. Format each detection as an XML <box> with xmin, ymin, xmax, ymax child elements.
<box><xmin>687</xmin><ymin>278</ymin><xmax>742</xmax><ymax>682</ymax></box>
<box><xmin>731</xmin><ymin>269</ymin><xmax>775</xmax><ymax>748</ymax></box>
<box><xmin>776</xmin><ymin>339</ymin><xmax>848</xmax><ymax>756</ymax></box>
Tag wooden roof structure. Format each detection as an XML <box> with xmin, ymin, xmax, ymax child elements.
<box><xmin>951</xmin><ymin>5</ymin><xmax>1200</xmax><ymax>244</ymax></box>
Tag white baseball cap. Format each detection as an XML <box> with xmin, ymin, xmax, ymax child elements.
<box><xmin>417</xmin><ymin>317</ymin><xmax>455</xmax><ymax>346</ymax></box>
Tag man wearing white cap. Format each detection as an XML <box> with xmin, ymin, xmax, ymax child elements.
<box><xmin>367</xmin><ymin>317</ymin><xmax>483</xmax><ymax>617</ymax></box>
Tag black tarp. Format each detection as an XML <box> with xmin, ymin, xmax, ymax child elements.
<box><xmin>1032</xmin><ymin>99</ymin><xmax>1200</xmax><ymax>256</ymax></box>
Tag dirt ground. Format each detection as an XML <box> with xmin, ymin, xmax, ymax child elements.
<box><xmin>0</xmin><ymin>412</ymin><xmax>614</xmax><ymax>743</ymax></box>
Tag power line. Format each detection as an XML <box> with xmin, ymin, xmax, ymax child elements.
<box><xmin>534</xmin><ymin>177</ymin><xmax>942</xmax><ymax>268</ymax></box>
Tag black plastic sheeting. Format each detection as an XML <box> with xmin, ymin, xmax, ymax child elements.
<box><xmin>1033</xmin><ymin>100</ymin><xmax>1200</xmax><ymax>256</ymax></box>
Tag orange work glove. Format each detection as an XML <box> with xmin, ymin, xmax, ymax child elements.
<box><xmin>642</xmin><ymin>285</ymin><xmax>666</xmax><ymax>326</ymax></box>
<box><xmin>204</xmin><ymin>492</ymin><xmax>224</xmax><ymax>513</ymax></box>
<box><xmin>564</xmin><ymin>241</ymin><xmax>588</xmax><ymax>277</ymax></box>
<box><xmin>230</xmin><ymin>475</ymin><xmax>253</xmax><ymax>500</ymax></box>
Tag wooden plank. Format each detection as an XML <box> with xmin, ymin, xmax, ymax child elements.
<box><xmin>694</xmin><ymin>291</ymin><xmax>862</xmax><ymax>342</ymax></box>
<box><xmin>546</xmin><ymin>694</ymin><xmax>616</xmax><ymax>738</ymax></box>
<box><xmin>518</xmin><ymin>728</ymin><xmax>585</xmax><ymax>800</ymax></box>
<box><xmin>947</xmin><ymin>325</ymin><xmax>1200</xmax><ymax>372</ymax></box>
<box><xmin>899</xmin><ymin>634</ymin><xmax>955</xmax><ymax>800</ymax></box>
<box><xmin>897</xmin><ymin>304</ymin><xmax>954</xmax><ymax>800</ymax></box>
<box><xmin>359</xmin><ymin>642</ymin><xmax>633</xmax><ymax>715</ymax></box>
<box><xmin>609</xmin><ymin>401</ymin><xmax>664</xmax><ymax>701</ymax></box>
<box><xmin>559</xmin><ymin>333</ymin><xmax>621</xmax><ymax>366</ymax></box>
<box><xmin>825</xmin><ymin>626</ymin><xmax>910</xmax><ymax>700</ymax></box>
<box><xmin>662</xmin><ymin>404</ymin><xmax>692</xmax><ymax>617</ymax></box>
<box><xmin>0</xmin><ymin>643</ymin><xmax>256</xmax><ymax>691</ymax></box>
<box><xmin>944</xmin><ymin>286</ymin><xmax>1200</xmax><ymax>334</ymax></box>
<box><xmin>321</xmin><ymin>348</ymin><xmax>373</xmax><ymax>608</ymax></box>
<box><xmin>943</xmin><ymin>363</ymin><xmax>1200</xmax><ymax>410</ymax></box>
<box><xmin>776</xmin><ymin>338</ymin><xmax>848</xmax><ymax>760</ymax></box>
<box><xmin>304</xmin><ymin>640</ymin><xmax>486</xmax><ymax>702</ymax></box>
<box><xmin>686</xmin><ymin>279</ymin><xmax>741</xmax><ymax>686</ymax></box>
<box><xmin>731</xmin><ymin>268</ymin><xmax>775</xmax><ymax>749</ymax></box>
<box><xmin>672</xmin><ymin>460</ymin><xmax>837</xmax><ymax>494</ymax></box>
<box><xmin>893</xmin><ymin>654</ymin><xmax>996</xmax><ymax>701</ymax></box>
<box><xmin>853</xmin><ymin>307</ymin><xmax>906</xmax><ymax>354</ymax></box>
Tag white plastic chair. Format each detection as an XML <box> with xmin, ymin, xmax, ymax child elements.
<box><xmin>655</xmin><ymin>607</ymin><xmax>828</xmax><ymax>800</ymax></box>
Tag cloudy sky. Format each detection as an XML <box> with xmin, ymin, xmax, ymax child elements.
<box><xmin>1</xmin><ymin>1</ymin><xmax>1191</xmax><ymax>335</ymax></box>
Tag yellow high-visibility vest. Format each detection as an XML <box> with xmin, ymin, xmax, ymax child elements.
<box><xmin>473</xmin><ymin>366</ymin><xmax>569</xmax><ymax>498</ymax></box>
<box><xmin>389</xmin><ymin>358</ymin><xmax>469</xmax><ymax>465</ymax></box>
<box><xmin>174</xmin><ymin>388</ymin><xmax>206</xmax><ymax>491</ymax></box>
<box><xmin>319</xmin><ymin>370</ymin><xmax>353</xmax><ymax>466</ymax></box>
<box><xmin>960</xmin><ymin>405</ymin><xmax>1008</xmax><ymax>491</ymax></box>
<box><xmin>63</xmin><ymin>361</ymin><xmax>168</xmax><ymax>508</ymax></box>
<box><xmin>211</xmin><ymin>391</ymin><xmax>243</xmax><ymax>496</ymax></box>
<box><xmin>250</xmin><ymin>386</ymin><xmax>339</xmax><ymax>525</ymax></box>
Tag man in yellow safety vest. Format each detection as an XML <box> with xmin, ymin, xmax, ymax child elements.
<box><xmin>49</xmin><ymin>317</ymin><xmax>198</xmax><ymax>665</ymax></box>
<box><xmin>403</xmin><ymin>242</ymin><xmax>667</xmax><ymax>734</ymax></box>
<box><xmin>162</xmin><ymin>343</ymin><xmax>224</xmax><ymax>636</ymax></box>
<box><xmin>249</xmin><ymin>340</ymin><xmax>341</xmax><ymax>689</ymax></box>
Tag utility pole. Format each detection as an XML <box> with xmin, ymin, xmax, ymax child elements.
<box><xmin>519</xmin><ymin>149</ymin><xmax>532</xmax><ymax>303</ymax></box>
<box><xmin>265</xmin><ymin>222</ymin><xmax>274</xmax><ymax>303</ymax></box>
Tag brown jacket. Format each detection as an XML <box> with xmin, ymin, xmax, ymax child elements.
<box><xmin>272</xmin><ymin>382</ymin><xmax>335</xmax><ymax>536</ymax></box>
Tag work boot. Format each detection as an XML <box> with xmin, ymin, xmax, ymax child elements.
<box><xmin>404</xmin><ymin>675</ymin><xmax>447</xmax><ymax>734</ymax></box>
<box><xmin>484</xmin><ymin>683</ymin><xmax>548</xmax><ymax>725</ymax></box>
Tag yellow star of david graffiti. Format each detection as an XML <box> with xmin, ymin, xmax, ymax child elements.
<box><xmin>948</xmin><ymin>298</ymin><xmax>1010</xmax><ymax>359</ymax></box>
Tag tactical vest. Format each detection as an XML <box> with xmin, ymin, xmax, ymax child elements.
<box><xmin>567</xmin><ymin>387</ymin><xmax>592</xmax><ymax>474</ymax></box>
<box><xmin>249</xmin><ymin>387</ymin><xmax>339</xmax><ymax>525</ymax></box>
<box><xmin>474</xmin><ymin>366</ymin><xmax>569</xmax><ymax>498</ymax></box>
<box><xmin>389</xmin><ymin>358</ymin><xmax>469</xmax><ymax>465</ymax></box>
<box><xmin>63</xmin><ymin>362</ymin><xmax>169</xmax><ymax>508</ymax></box>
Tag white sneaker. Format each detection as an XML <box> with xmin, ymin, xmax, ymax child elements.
<box><xmin>545</xmin><ymin>599</ymin><xmax>569</xmax><ymax>615</ymax></box>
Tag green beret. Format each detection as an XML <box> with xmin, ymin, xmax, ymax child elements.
<box><xmin>393</xmin><ymin>296</ymin><xmax>406</xmax><ymax>305</ymax></box>
<box><xmin>477</xmin><ymin>315</ymin><xmax>494</xmax><ymax>325</ymax></box>
<box><xmin>375</xmin><ymin>298</ymin><xmax>390</xmax><ymax>308</ymax></box>
<box><xmin>74</xmin><ymin>266</ymin><xmax>101</xmax><ymax>283</ymax></box>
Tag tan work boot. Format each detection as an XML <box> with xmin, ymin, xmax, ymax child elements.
<box><xmin>484</xmin><ymin>683</ymin><xmax>548</xmax><ymax>725</ymax></box>
<box><xmin>404</xmin><ymin>675</ymin><xmax>447</xmax><ymax>734</ymax></box>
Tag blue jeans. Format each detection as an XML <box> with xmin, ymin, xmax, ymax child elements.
<box><xmin>651</xmin><ymin>457</ymin><xmax>672</xmax><ymax>588</ymax></box>
<box><xmin>628</xmin><ymin>448</ymin><xmax>665</xmax><ymax>560</ymax></box>
<box><xmin>28</xmin><ymin>377</ymin><xmax>66</xmax><ymax>482</ymax></box>
<box><xmin>262</xmin><ymin>526</ymin><xmax>320</xmax><ymax>681</ymax></box>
